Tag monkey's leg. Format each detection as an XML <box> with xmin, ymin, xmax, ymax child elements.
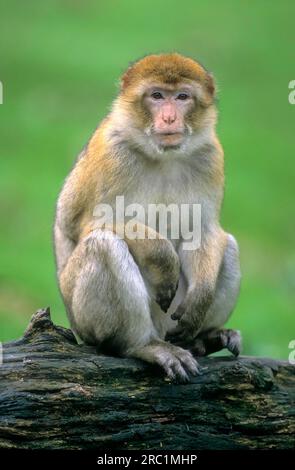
<box><xmin>169</xmin><ymin>234</ymin><xmax>241</xmax><ymax>357</ymax></box>
<box><xmin>59</xmin><ymin>229</ymin><xmax>198</xmax><ymax>382</ymax></box>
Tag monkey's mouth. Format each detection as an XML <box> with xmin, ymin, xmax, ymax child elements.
<box><xmin>154</xmin><ymin>132</ymin><xmax>185</xmax><ymax>148</ymax></box>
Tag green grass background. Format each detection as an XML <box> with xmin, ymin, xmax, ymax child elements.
<box><xmin>0</xmin><ymin>0</ymin><xmax>294</xmax><ymax>359</ymax></box>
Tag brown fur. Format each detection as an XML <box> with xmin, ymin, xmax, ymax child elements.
<box><xmin>54</xmin><ymin>53</ymin><xmax>241</xmax><ymax>382</ymax></box>
<box><xmin>121</xmin><ymin>53</ymin><xmax>215</xmax><ymax>97</ymax></box>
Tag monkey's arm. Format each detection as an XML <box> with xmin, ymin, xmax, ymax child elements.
<box><xmin>169</xmin><ymin>228</ymin><xmax>228</xmax><ymax>341</ymax></box>
<box><xmin>53</xmin><ymin>148</ymin><xmax>96</xmax><ymax>278</ymax></box>
<box><xmin>54</xmin><ymin>222</ymin><xmax>76</xmax><ymax>277</ymax></box>
<box><xmin>54</xmin><ymin>168</ymin><xmax>87</xmax><ymax>278</ymax></box>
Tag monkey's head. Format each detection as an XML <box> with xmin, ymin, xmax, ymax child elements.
<box><xmin>110</xmin><ymin>53</ymin><xmax>217</xmax><ymax>159</ymax></box>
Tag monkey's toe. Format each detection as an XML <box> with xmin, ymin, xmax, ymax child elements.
<box><xmin>165</xmin><ymin>359</ymin><xmax>190</xmax><ymax>383</ymax></box>
<box><xmin>226</xmin><ymin>329</ymin><xmax>242</xmax><ymax>357</ymax></box>
<box><xmin>165</xmin><ymin>347</ymin><xmax>200</xmax><ymax>382</ymax></box>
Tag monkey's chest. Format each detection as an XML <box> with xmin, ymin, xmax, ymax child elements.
<box><xmin>104</xmin><ymin>166</ymin><xmax>203</xmax><ymax>244</ymax></box>
<box><xmin>130</xmin><ymin>163</ymin><xmax>199</xmax><ymax>203</ymax></box>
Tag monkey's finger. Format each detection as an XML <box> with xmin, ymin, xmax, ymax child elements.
<box><xmin>156</xmin><ymin>294</ymin><xmax>173</xmax><ymax>313</ymax></box>
<box><xmin>171</xmin><ymin>307</ymin><xmax>185</xmax><ymax>321</ymax></box>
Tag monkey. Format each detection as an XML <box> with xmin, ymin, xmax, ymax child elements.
<box><xmin>54</xmin><ymin>53</ymin><xmax>241</xmax><ymax>383</ymax></box>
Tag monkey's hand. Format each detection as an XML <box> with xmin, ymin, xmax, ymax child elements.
<box><xmin>143</xmin><ymin>239</ymin><xmax>180</xmax><ymax>313</ymax></box>
<box><xmin>121</xmin><ymin>224</ymin><xmax>180</xmax><ymax>313</ymax></box>
<box><xmin>156</xmin><ymin>279</ymin><xmax>179</xmax><ymax>313</ymax></box>
<box><xmin>166</xmin><ymin>288</ymin><xmax>214</xmax><ymax>343</ymax></box>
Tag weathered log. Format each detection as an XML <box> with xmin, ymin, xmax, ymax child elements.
<box><xmin>0</xmin><ymin>308</ymin><xmax>294</xmax><ymax>450</ymax></box>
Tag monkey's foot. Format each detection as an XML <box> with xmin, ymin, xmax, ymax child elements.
<box><xmin>168</xmin><ymin>328</ymin><xmax>242</xmax><ymax>358</ymax></box>
<box><xmin>154</xmin><ymin>343</ymin><xmax>200</xmax><ymax>382</ymax></box>
<box><xmin>192</xmin><ymin>328</ymin><xmax>242</xmax><ymax>357</ymax></box>
<box><xmin>131</xmin><ymin>340</ymin><xmax>200</xmax><ymax>383</ymax></box>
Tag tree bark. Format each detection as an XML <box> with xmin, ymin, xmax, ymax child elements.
<box><xmin>0</xmin><ymin>308</ymin><xmax>294</xmax><ymax>450</ymax></box>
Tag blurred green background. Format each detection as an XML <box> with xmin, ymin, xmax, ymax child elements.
<box><xmin>0</xmin><ymin>0</ymin><xmax>294</xmax><ymax>358</ymax></box>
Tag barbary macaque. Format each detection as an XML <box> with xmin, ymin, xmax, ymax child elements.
<box><xmin>54</xmin><ymin>53</ymin><xmax>241</xmax><ymax>382</ymax></box>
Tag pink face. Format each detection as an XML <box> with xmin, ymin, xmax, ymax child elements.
<box><xmin>144</xmin><ymin>86</ymin><xmax>195</xmax><ymax>148</ymax></box>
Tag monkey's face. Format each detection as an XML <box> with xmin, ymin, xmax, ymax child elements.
<box><xmin>142</xmin><ymin>84</ymin><xmax>199</xmax><ymax>150</ymax></box>
<box><xmin>127</xmin><ymin>82</ymin><xmax>216</xmax><ymax>158</ymax></box>
<box><xmin>111</xmin><ymin>54</ymin><xmax>217</xmax><ymax>159</ymax></box>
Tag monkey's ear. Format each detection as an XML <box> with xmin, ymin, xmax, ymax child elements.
<box><xmin>205</xmin><ymin>72</ymin><xmax>216</xmax><ymax>97</ymax></box>
<box><xmin>120</xmin><ymin>71</ymin><xmax>130</xmax><ymax>91</ymax></box>
<box><xmin>120</xmin><ymin>63</ymin><xmax>136</xmax><ymax>92</ymax></box>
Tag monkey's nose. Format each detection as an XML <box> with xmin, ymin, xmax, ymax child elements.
<box><xmin>162</xmin><ymin>113</ymin><xmax>177</xmax><ymax>125</ymax></box>
<box><xmin>161</xmin><ymin>103</ymin><xmax>177</xmax><ymax>124</ymax></box>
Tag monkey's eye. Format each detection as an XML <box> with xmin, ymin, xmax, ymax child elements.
<box><xmin>177</xmin><ymin>93</ymin><xmax>190</xmax><ymax>100</ymax></box>
<box><xmin>151</xmin><ymin>91</ymin><xmax>164</xmax><ymax>100</ymax></box>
